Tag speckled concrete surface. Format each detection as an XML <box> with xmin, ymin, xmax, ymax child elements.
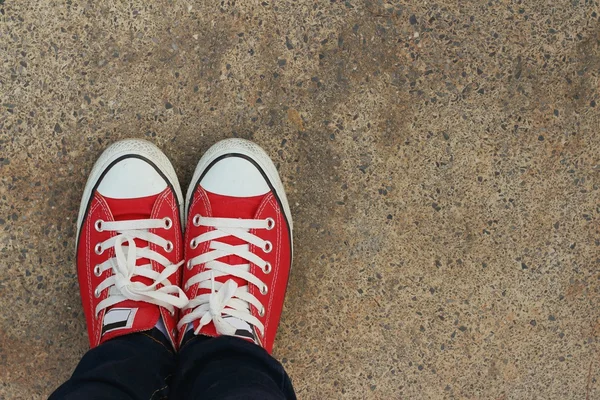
<box><xmin>1</xmin><ymin>1</ymin><xmax>599</xmax><ymax>399</ymax></box>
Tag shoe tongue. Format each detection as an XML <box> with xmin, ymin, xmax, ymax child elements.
<box><xmin>98</xmin><ymin>192</ymin><xmax>163</xmax><ymax>337</ymax></box>
<box><xmin>103</xmin><ymin>193</ymin><xmax>159</xmax><ymax>221</ymax></box>
<box><xmin>201</xmin><ymin>190</ymin><xmax>266</xmax><ymax>343</ymax></box>
<box><xmin>100</xmin><ymin>300</ymin><xmax>160</xmax><ymax>339</ymax></box>
<box><xmin>204</xmin><ymin>190</ymin><xmax>265</xmax><ymax>267</ymax></box>
<box><xmin>204</xmin><ymin>190</ymin><xmax>265</xmax><ymax>219</ymax></box>
<box><xmin>102</xmin><ymin>192</ymin><xmax>160</xmax><ymax>274</ymax></box>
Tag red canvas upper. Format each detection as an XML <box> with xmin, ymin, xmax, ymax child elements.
<box><xmin>180</xmin><ymin>187</ymin><xmax>292</xmax><ymax>353</ymax></box>
<box><xmin>77</xmin><ymin>187</ymin><xmax>183</xmax><ymax>348</ymax></box>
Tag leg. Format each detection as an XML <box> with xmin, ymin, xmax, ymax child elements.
<box><xmin>50</xmin><ymin>329</ymin><xmax>175</xmax><ymax>400</ymax></box>
<box><xmin>52</xmin><ymin>139</ymin><xmax>189</xmax><ymax>399</ymax></box>
<box><xmin>171</xmin><ymin>333</ymin><xmax>295</xmax><ymax>400</ymax></box>
<box><xmin>176</xmin><ymin>139</ymin><xmax>296</xmax><ymax>399</ymax></box>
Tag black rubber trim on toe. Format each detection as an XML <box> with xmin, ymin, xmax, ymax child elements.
<box><xmin>76</xmin><ymin>154</ymin><xmax>182</xmax><ymax>250</ymax></box>
<box><xmin>187</xmin><ymin>152</ymin><xmax>293</xmax><ymax>265</ymax></box>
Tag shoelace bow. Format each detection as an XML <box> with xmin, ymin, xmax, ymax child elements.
<box><xmin>178</xmin><ymin>216</ymin><xmax>274</xmax><ymax>337</ymax></box>
<box><xmin>94</xmin><ymin>218</ymin><xmax>189</xmax><ymax>317</ymax></box>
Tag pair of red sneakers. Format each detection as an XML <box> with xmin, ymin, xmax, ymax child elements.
<box><xmin>76</xmin><ymin>139</ymin><xmax>292</xmax><ymax>353</ymax></box>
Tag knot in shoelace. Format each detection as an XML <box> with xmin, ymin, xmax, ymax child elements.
<box><xmin>203</xmin><ymin>279</ymin><xmax>239</xmax><ymax>333</ymax></box>
<box><xmin>178</xmin><ymin>216</ymin><xmax>274</xmax><ymax>336</ymax></box>
<box><xmin>94</xmin><ymin>218</ymin><xmax>189</xmax><ymax>317</ymax></box>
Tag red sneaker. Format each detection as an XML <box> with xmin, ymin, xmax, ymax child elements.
<box><xmin>76</xmin><ymin>139</ymin><xmax>188</xmax><ymax>349</ymax></box>
<box><xmin>178</xmin><ymin>139</ymin><xmax>293</xmax><ymax>353</ymax></box>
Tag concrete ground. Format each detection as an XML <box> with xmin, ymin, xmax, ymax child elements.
<box><xmin>1</xmin><ymin>1</ymin><xmax>599</xmax><ymax>398</ymax></box>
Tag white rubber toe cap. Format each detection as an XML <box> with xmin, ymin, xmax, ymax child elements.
<box><xmin>97</xmin><ymin>157</ymin><xmax>168</xmax><ymax>199</ymax></box>
<box><xmin>200</xmin><ymin>156</ymin><xmax>270</xmax><ymax>197</ymax></box>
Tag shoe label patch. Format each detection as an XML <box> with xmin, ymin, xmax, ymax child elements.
<box><xmin>223</xmin><ymin>315</ymin><xmax>257</xmax><ymax>343</ymax></box>
<box><xmin>102</xmin><ymin>308</ymin><xmax>138</xmax><ymax>335</ymax></box>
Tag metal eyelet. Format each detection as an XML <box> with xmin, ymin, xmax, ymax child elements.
<box><xmin>94</xmin><ymin>288</ymin><xmax>101</xmax><ymax>298</ymax></box>
<box><xmin>94</xmin><ymin>243</ymin><xmax>104</xmax><ymax>255</ymax></box>
<box><xmin>266</xmin><ymin>217</ymin><xmax>275</xmax><ymax>230</ymax></box>
<box><xmin>259</xmin><ymin>307</ymin><xmax>265</xmax><ymax>317</ymax></box>
<box><xmin>163</xmin><ymin>217</ymin><xmax>173</xmax><ymax>229</ymax></box>
<box><xmin>95</xmin><ymin>220</ymin><xmax>103</xmax><ymax>232</ymax></box>
<box><xmin>192</xmin><ymin>214</ymin><xmax>201</xmax><ymax>227</ymax></box>
<box><xmin>184</xmin><ymin>282</ymin><xmax>190</xmax><ymax>291</ymax></box>
<box><xmin>164</xmin><ymin>241</ymin><xmax>173</xmax><ymax>252</ymax></box>
<box><xmin>190</xmin><ymin>238</ymin><xmax>198</xmax><ymax>249</ymax></box>
<box><xmin>260</xmin><ymin>285</ymin><xmax>268</xmax><ymax>295</ymax></box>
<box><xmin>186</xmin><ymin>260</ymin><xmax>193</xmax><ymax>270</ymax></box>
<box><xmin>94</xmin><ymin>265</ymin><xmax>102</xmax><ymax>277</ymax></box>
<box><xmin>263</xmin><ymin>241</ymin><xmax>272</xmax><ymax>253</ymax></box>
<box><xmin>264</xmin><ymin>262</ymin><xmax>272</xmax><ymax>274</ymax></box>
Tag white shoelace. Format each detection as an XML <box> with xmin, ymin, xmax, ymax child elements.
<box><xmin>93</xmin><ymin>218</ymin><xmax>189</xmax><ymax>318</ymax></box>
<box><xmin>177</xmin><ymin>216</ymin><xmax>274</xmax><ymax>337</ymax></box>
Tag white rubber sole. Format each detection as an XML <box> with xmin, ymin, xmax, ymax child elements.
<box><xmin>185</xmin><ymin>138</ymin><xmax>294</xmax><ymax>232</ymax></box>
<box><xmin>76</xmin><ymin>139</ymin><xmax>184</xmax><ymax>241</ymax></box>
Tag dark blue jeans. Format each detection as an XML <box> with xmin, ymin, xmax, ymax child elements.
<box><xmin>49</xmin><ymin>329</ymin><xmax>296</xmax><ymax>400</ymax></box>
